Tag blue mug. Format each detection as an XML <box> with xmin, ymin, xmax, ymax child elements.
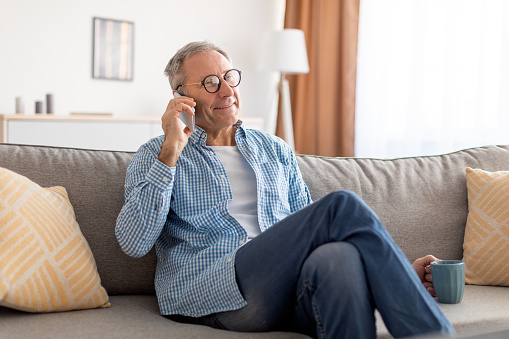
<box><xmin>431</xmin><ymin>260</ymin><xmax>465</xmax><ymax>304</ymax></box>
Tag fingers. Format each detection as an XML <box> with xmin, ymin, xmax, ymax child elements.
<box><xmin>421</xmin><ymin>255</ymin><xmax>440</xmax><ymax>282</ymax></box>
<box><xmin>425</xmin><ymin>264</ymin><xmax>433</xmax><ymax>275</ymax></box>
<box><xmin>175</xmin><ymin>102</ymin><xmax>196</xmax><ymax>118</ymax></box>
<box><xmin>183</xmin><ymin>126</ymin><xmax>193</xmax><ymax>137</ymax></box>
<box><xmin>157</xmin><ymin>96</ymin><xmax>196</xmax><ymax>167</ymax></box>
<box><xmin>420</xmin><ymin>254</ymin><xmax>440</xmax><ymax>266</ymax></box>
<box><xmin>413</xmin><ymin>254</ymin><xmax>440</xmax><ymax>297</ymax></box>
<box><xmin>161</xmin><ymin>96</ymin><xmax>196</xmax><ymax>134</ymax></box>
<box><xmin>167</xmin><ymin>95</ymin><xmax>196</xmax><ymax>118</ymax></box>
<box><xmin>422</xmin><ymin>255</ymin><xmax>438</xmax><ymax>283</ymax></box>
<box><xmin>423</xmin><ymin>282</ymin><xmax>436</xmax><ymax>297</ymax></box>
<box><xmin>170</xmin><ymin>93</ymin><xmax>196</xmax><ymax>108</ymax></box>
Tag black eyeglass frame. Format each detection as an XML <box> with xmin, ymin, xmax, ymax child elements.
<box><xmin>176</xmin><ymin>69</ymin><xmax>242</xmax><ymax>94</ymax></box>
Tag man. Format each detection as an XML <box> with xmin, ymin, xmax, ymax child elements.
<box><xmin>115</xmin><ymin>41</ymin><xmax>454</xmax><ymax>338</ymax></box>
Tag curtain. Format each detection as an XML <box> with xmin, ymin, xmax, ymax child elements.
<box><xmin>355</xmin><ymin>0</ymin><xmax>509</xmax><ymax>158</ymax></box>
<box><xmin>281</xmin><ymin>0</ymin><xmax>360</xmax><ymax>157</ymax></box>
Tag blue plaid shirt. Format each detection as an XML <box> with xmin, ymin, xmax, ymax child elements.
<box><xmin>115</xmin><ymin>122</ymin><xmax>312</xmax><ymax>317</ymax></box>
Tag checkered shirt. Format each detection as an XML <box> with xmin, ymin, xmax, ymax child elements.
<box><xmin>115</xmin><ymin>122</ymin><xmax>312</xmax><ymax>317</ymax></box>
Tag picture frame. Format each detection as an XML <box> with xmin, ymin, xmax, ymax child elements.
<box><xmin>92</xmin><ymin>17</ymin><xmax>134</xmax><ymax>81</ymax></box>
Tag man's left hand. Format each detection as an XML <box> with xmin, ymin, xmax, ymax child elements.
<box><xmin>412</xmin><ymin>254</ymin><xmax>439</xmax><ymax>297</ymax></box>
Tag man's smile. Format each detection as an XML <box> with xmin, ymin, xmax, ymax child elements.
<box><xmin>214</xmin><ymin>102</ymin><xmax>235</xmax><ymax>110</ymax></box>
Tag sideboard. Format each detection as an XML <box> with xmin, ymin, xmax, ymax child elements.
<box><xmin>0</xmin><ymin>114</ymin><xmax>265</xmax><ymax>152</ymax></box>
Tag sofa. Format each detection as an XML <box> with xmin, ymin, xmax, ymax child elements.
<box><xmin>0</xmin><ymin>142</ymin><xmax>508</xmax><ymax>338</ymax></box>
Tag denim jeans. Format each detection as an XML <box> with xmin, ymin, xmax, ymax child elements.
<box><xmin>170</xmin><ymin>191</ymin><xmax>454</xmax><ymax>338</ymax></box>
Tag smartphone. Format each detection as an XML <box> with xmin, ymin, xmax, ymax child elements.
<box><xmin>173</xmin><ymin>92</ymin><xmax>195</xmax><ymax>132</ymax></box>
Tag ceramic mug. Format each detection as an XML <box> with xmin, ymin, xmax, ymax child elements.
<box><xmin>431</xmin><ymin>260</ymin><xmax>465</xmax><ymax>304</ymax></box>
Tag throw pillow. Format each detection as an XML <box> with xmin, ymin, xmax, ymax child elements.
<box><xmin>0</xmin><ymin>167</ymin><xmax>110</xmax><ymax>312</ymax></box>
<box><xmin>463</xmin><ymin>167</ymin><xmax>509</xmax><ymax>286</ymax></box>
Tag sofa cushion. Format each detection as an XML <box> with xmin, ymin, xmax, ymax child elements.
<box><xmin>463</xmin><ymin>168</ymin><xmax>509</xmax><ymax>286</ymax></box>
<box><xmin>0</xmin><ymin>167</ymin><xmax>109</xmax><ymax>312</ymax></box>
<box><xmin>0</xmin><ymin>295</ymin><xmax>309</xmax><ymax>339</ymax></box>
<box><xmin>1</xmin><ymin>289</ymin><xmax>507</xmax><ymax>338</ymax></box>
<box><xmin>296</xmin><ymin>145</ymin><xmax>509</xmax><ymax>262</ymax></box>
<box><xmin>0</xmin><ymin>144</ymin><xmax>156</xmax><ymax>296</ymax></box>
<box><xmin>375</xmin><ymin>285</ymin><xmax>509</xmax><ymax>338</ymax></box>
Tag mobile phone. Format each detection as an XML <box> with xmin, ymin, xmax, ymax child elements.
<box><xmin>173</xmin><ymin>92</ymin><xmax>195</xmax><ymax>132</ymax></box>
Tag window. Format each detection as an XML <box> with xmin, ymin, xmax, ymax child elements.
<box><xmin>355</xmin><ymin>0</ymin><xmax>509</xmax><ymax>158</ymax></box>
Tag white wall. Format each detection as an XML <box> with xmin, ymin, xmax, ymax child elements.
<box><xmin>0</xmin><ymin>0</ymin><xmax>284</xmax><ymax>129</ymax></box>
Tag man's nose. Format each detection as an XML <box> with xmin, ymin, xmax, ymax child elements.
<box><xmin>217</xmin><ymin>77</ymin><xmax>235</xmax><ymax>96</ymax></box>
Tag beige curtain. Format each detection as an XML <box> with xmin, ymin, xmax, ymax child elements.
<box><xmin>279</xmin><ymin>0</ymin><xmax>360</xmax><ymax>157</ymax></box>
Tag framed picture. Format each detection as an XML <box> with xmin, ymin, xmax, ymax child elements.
<box><xmin>92</xmin><ymin>17</ymin><xmax>134</xmax><ymax>81</ymax></box>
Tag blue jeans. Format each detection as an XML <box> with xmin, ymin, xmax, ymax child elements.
<box><xmin>170</xmin><ymin>191</ymin><xmax>454</xmax><ymax>338</ymax></box>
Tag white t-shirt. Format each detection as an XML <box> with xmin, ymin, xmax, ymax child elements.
<box><xmin>210</xmin><ymin>146</ymin><xmax>261</xmax><ymax>240</ymax></box>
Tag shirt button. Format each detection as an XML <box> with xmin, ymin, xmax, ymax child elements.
<box><xmin>162</xmin><ymin>176</ymin><xmax>170</xmax><ymax>183</ymax></box>
<box><xmin>224</xmin><ymin>215</ymin><xmax>231</xmax><ymax>220</ymax></box>
<box><xmin>227</xmin><ymin>258</ymin><xmax>232</xmax><ymax>263</ymax></box>
<box><xmin>220</xmin><ymin>175</ymin><xmax>226</xmax><ymax>179</ymax></box>
<box><xmin>239</xmin><ymin>240</ymin><xmax>245</xmax><ymax>246</ymax></box>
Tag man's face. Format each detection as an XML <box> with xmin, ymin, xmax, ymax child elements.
<box><xmin>181</xmin><ymin>51</ymin><xmax>240</xmax><ymax>131</ymax></box>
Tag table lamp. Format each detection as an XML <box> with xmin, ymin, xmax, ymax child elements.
<box><xmin>259</xmin><ymin>29</ymin><xmax>309</xmax><ymax>150</ymax></box>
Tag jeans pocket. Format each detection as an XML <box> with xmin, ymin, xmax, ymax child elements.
<box><xmin>210</xmin><ymin>314</ymin><xmax>228</xmax><ymax>330</ymax></box>
<box><xmin>166</xmin><ymin>314</ymin><xmax>226</xmax><ymax>330</ymax></box>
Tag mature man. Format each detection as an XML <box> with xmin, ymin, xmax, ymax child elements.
<box><xmin>115</xmin><ymin>41</ymin><xmax>454</xmax><ymax>338</ymax></box>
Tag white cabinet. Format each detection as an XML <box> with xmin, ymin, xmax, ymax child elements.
<box><xmin>0</xmin><ymin>115</ymin><xmax>162</xmax><ymax>152</ymax></box>
<box><xmin>0</xmin><ymin>114</ymin><xmax>265</xmax><ymax>152</ymax></box>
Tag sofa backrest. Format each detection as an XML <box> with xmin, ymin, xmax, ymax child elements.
<box><xmin>297</xmin><ymin>145</ymin><xmax>509</xmax><ymax>262</ymax></box>
<box><xmin>1</xmin><ymin>143</ymin><xmax>508</xmax><ymax>296</ymax></box>
<box><xmin>0</xmin><ymin>143</ymin><xmax>155</xmax><ymax>296</ymax></box>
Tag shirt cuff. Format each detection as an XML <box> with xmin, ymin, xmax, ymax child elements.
<box><xmin>146</xmin><ymin>159</ymin><xmax>176</xmax><ymax>191</ymax></box>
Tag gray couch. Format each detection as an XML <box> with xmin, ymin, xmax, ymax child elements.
<box><xmin>0</xmin><ymin>143</ymin><xmax>508</xmax><ymax>338</ymax></box>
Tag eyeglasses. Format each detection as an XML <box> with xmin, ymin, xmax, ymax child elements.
<box><xmin>176</xmin><ymin>69</ymin><xmax>242</xmax><ymax>94</ymax></box>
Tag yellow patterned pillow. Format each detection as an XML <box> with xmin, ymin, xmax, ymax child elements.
<box><xmin>0</xmin><ymin>168</ymin><xmax>110</xmax><ymax>312</ymax></box>
<box><xmin>463</xmin><ymin>167</ymin><xmax>509</xmax><ymax>286</ymax></box>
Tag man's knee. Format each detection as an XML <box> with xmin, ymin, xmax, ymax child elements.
<box><xmin>326</xmin><ymin>189</ymin><xmax>359</xmax><ymax>200</ymax></box>
<box><xmin>319</xmin><ymin>190</ymin><xmax>376</xmax><ymax>220</ymax></box>
<box><xmin>321</xmin><ymin>190</ymin><xmax>364</xmax><ymax>207</ymax></box>
<box><xmin>301</xmin><ymin>242</ymin><xmax>365</xmax><ymax>287</ymax></box>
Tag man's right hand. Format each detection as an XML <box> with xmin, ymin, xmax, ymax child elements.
<box><xmin>158</xmin><ymin>95</ymin><xmax>196</xmax><ymax>167</ymax></box>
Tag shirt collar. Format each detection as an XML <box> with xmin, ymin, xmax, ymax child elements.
<box><xmin>188</xmin><ymin>125</ymin><xmax>207</xmax><ymax>145</ymax></box>
<box><xmin>188</xmin><ymin>120</ymin><xmax>245</xmax><ymax>146</ymax></box>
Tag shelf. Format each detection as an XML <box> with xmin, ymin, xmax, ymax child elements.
<box><xmin>0</xmin><ymin>114</ymin><xmax>265</xmax><ymax>151</ymax></box>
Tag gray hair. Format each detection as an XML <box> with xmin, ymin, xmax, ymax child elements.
<box><xmin>164</xmin><ymin>41</ymin><xmax>232</xmax><ymax>94</ymax></box>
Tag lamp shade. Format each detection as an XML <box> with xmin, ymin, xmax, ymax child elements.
<box><xmin>259</xmin><ymin>29</ymin><xmax>309</xmax><ymax>74</ymax></box>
